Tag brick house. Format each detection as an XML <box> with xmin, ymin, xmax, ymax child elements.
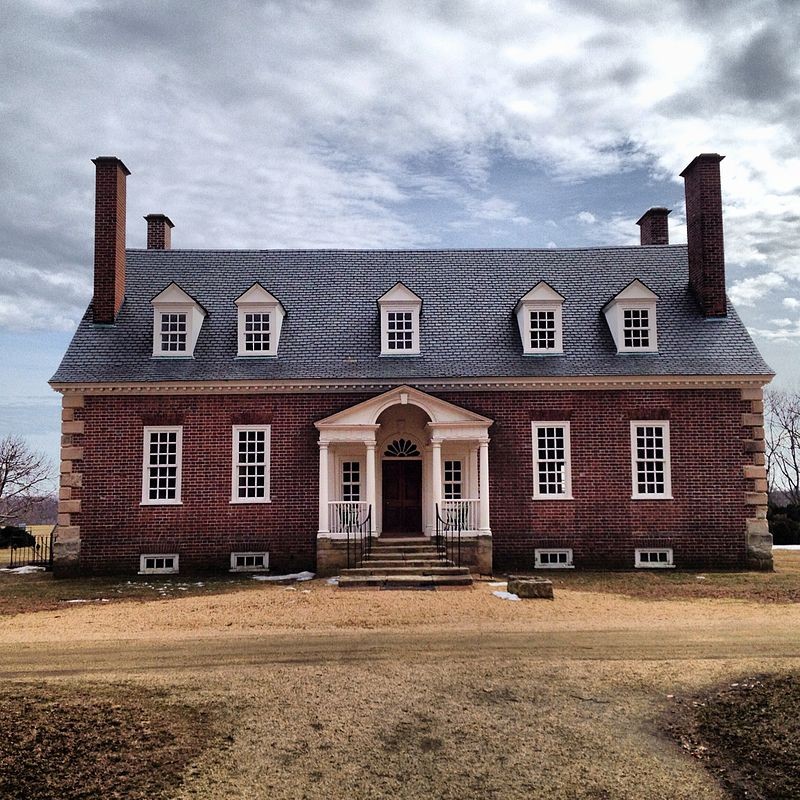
<box><xmin>50</xmin><ymin>153</ymin><xmax>774</xmax><ymax>578</ymax></box>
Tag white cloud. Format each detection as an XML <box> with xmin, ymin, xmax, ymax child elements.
<box><xmin>729</xmin><ymin>272</ymin><xmax>787</xmax><ymax>307</ymax></box>
<box><xmin>783</xmin><ymin>298</ymin><xmax>800</xmax><ymax>310</ymax></box>
<box><xmin>576</xmin><ymin>211</ymin><xmax>597</xmax><ymax>224</ymax></box>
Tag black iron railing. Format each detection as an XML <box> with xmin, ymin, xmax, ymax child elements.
<box><xmin>435</xmin><ymin>502</ymin><xmax>462</xmax><ymax>567</ymax></box>
<box><xmin>345</xmin><ymin>505</ymin><xmax>373</xmax><ymax>569</ymax></box>
<box><xmin>7</xmin><ymin>531</ymin><xmax>54</xmax><ymax>570</ymax></box>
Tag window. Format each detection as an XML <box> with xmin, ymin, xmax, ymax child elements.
<box><xmin>535</xmin><ymin>549</ymin><xmax>574</xmax><ymax>569</ymax></box>
<box><xmin>630</xmin><ymin>421</ymin><xmax>672</xmax><ymax>499</ymax></box>
<box><xmin>443</xmin><ymin>460</ymin><xmax>463</xmax><ymax>499</ymax></box>
<box><xmin>231</xmin><ymin>425</ymin><xmax>271</xmax><ymax>503</ymax></box>
<box><xmin>230</xmin><ymin>552</ymin><xmax>269</xmax><ymax>572</ymax></box>
<box><xmin>515</xmin><ymin>282</ymin><xmax>565</xmax><ymax>355</ymax></box>
<box><xmin>531</xmin><ymin>422</ymin><xmax>572</xmax><ymax>499</ymax></box>
<box><xmin>141</xmin><ymin>426</ymin><xmax>182</xmax><ymax>505</ymax></box>
<box><xmin>635</xmin><ymin>548</ymin><xmax>674</xmax><ymax>568</ymax></box>
<box><xmin>623</xmin><ymin>308</ymin><xmax>650</xmax><ymax>349</ymax></box>
<box><xmin>139</xmin><ymin>554</ymin><xmax>179</xmax><ymax>574</ymax></box>
<box><xmin>342</xmin><ymin>461</ymin><xmax>361</xmax><ymax>502</ymax></box>
<box><xmin>235</xmin><ymin>284</ymin><xmax>285</xmax><ymax>357</ymax></box>
<box><xmin>160</xmin><ymin>312</ymin><xmax>187</xmax><ymax>352</ymax></box>
<box><xmin>151</xmin><ymin>283</ymin><xmax>206</xmax><ymax>358</ymax></box>
<box><xmin>378</xmin><ymin>282</ymin><xmax>422</xmax><ymax>356</ymax></box>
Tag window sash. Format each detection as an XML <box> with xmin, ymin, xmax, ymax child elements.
<box><xmin>630</xmin><ymin>422</ymin><xmax>671</xmax><ymax>498</ymax></box>
<box><xmin>532</xmin><ymin>423</ymin><xmax>572</xmax><ymax>498</ymax></box>
<box><xmin>529</xmin><ymin>310</ymin><xmax>556</xmax><ymax>350</ymax></box>
<box><xmin>443</xmin><ymin>460</ymin><xmax>463</xmax><ymax>500</ymax></box>
<box><xmin>623</xmin><ymin>308</ymin><xmax>651</xmax><ymax>349</ymax></box>
<box><xmin>341</xmin><ymin>461</ymin><xmax>361</xmax><ymax>502</ymax></box>
<box><xmin>160</xmin><ymin>312</ymin><xmax>187</xmax><ymax>352</ymax></box>
<box><xmin>232</xmin><ymin>426</ymin><xmax>271</xmax><ymax>502</ymax></box>
<box><xmin>142</xmin><ymin>427</ymin><xmax>182</xmax><ymax>504</ymax></box>
<box><xmin>386</xmin><ymin>311</ymin><xmax>414</xmax><ymax>350</ymax></box>
<box><xmin>243</xmin><ymin>311</ymin><xmax>271</xmax><ymax>352</ymax></box>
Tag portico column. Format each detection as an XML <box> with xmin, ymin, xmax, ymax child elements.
<box><xmin>365</xmin><ymin>442</ymin><xmax>377</xmax><ymax>535</ymax></box>
<box><xmin>318</xmin><ymin>443</ymin><xmax>329</xmax><ymax>534</ymax></box>
<box><xmin>479</xmin><ymin>438</ymin><xmax>490</xmax><ymax>532</ymax></box>
<box><xmin>431</xmin><ymin>438</ymin><xmax>443</xmax><ymax>520</ymax></box>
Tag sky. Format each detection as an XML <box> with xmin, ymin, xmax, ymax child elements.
<box><xmin>1</xmin><ymin>0</ymin><xmax>799</xmax><ymax>470</ymax></box>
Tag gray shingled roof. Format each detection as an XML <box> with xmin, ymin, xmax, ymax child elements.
<box><xmin>50</xmin><ymin>246</ymin><xmax>772</xmax><ymax>384</ymax></box>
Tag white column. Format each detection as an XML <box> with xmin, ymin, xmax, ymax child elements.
<box><xmin>365</xmin><ymin>442</ymin><xmax>377</xmax><ymax>535</ymax></box>
<box><xmin>479</xmin><ymin>438</ymin><xmax>490</xmax><ymax>532</ymax></box>
<box><xmin>431</xmin><ymin>438</ymin><xmax>443</xmax><ymax>521</ymax></box>
<box><xmin>318</xmin><ymin>443</ymin><xmax>329</xmax><ymax>534</ymax></box>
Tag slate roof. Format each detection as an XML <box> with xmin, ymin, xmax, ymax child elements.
<box><xmin>50</xmin><ymin>246</ymin><xmax>772</xmax><ymax>384</ymax></box>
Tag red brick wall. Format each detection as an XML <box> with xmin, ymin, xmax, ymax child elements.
<box><xmin>70</xmin><ymin>387</ymin><xmax>750</xmax><ymax>574</ymax></box>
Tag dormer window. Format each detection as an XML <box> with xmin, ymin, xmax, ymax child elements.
<box><xmin>151</xmin><ymin>283</ymin><xmax>206</xmax><ymax>358</ymax></box>
<box><xmin>235</xmin><ymin>284</ymin><xmax>286</xmax><ymax>358</ymax></box>
<box><xmin>515</xmin><ymin>281</ymin><xmax>564</xmax><ymax>355</ymax></box>
<box><xmin>603</xmin><ymin>280</ymin><xmax>658</xmax><ymax>353</ymax></box>
<box><xmin>378</xmin><ymin>282</ymin><xmax>421</xmax><ymax>356</ymax></box>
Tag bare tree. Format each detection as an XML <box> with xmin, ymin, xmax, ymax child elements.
<box><xmin>764</xmin><ymin>389</ymin><xmax>800</xmax><ymax>506</ymax></box>
<box><xmin>0</xmin><ymin>435</ymin><xmax>54</xmax><ymax>526</ymax></box>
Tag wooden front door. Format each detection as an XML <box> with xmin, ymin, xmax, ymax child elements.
<box><xmin>382</xmin><ymin>460</ymin><xmax>423</xmax><ymax>534</ymax></box>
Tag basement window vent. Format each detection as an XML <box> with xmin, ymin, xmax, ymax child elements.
<box><xmin>535</xmin><ymin>548</ymin><xmax>574</xmax><ymax>569</ymax></box>
<box><xmin>139</xmin><ymin>554</ymin><xmax>179</xmax><ymax>574</ymax></box>
<box><xmin>635</xmin><ymin>548</ymin><xmax>674</xmax><ymax>568</ymax></box>
<box><xmin>230</xmin><ymin>552</ymin><xmax>269</xmax><ymax>572</ymax></box>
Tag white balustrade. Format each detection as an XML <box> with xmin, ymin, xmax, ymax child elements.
<box><xmin>328</xmin><ymin>501</ymin><xmax>369</xmax><ymax>534</ymax></box>
<box><xmin>440</xmin><ymin>499</ymin><xmax>480</xmax><ymax>532</ymax></box>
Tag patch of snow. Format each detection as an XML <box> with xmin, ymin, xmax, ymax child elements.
<box><xmin>64</xmin><ymin>599</ymin><xmax>88</xmax><ymax>603</ymax></box>
<box><xmin>252</xmin><ymin>571</ymin><xmax>315</xmax><ymax>582</ymax></box>
<box><xmin>488</xmin><ymin>581</ymin><xmax>507</xmax><ymax>587</ymax></box>
<box><xmin>774</xmin><ymin>545</ymin><xmax>800</xmax><ymax>550</ymax></box>
<box><xmin>326</xmin><ymin>577</ymin><xmax>340</xmax><ymax>585</ymax></box>
<box><xmin>0</xmin><ymin>565</ymin><xmax>46</xmax><ymax>574</ymax></box>
<box><xmin>492</xmin><ymin>590</ymin><xmax>520</xmax><ymax>601</ymax></box>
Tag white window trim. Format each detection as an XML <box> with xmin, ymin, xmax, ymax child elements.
<box><xmin>153</xmin><ymin>306</ymin><xmax>193</xmax><ymax>358</ymax></box>
<box><xmin>634</xmin><ymin>547</ymin><xmax>675</xmax><ymax>568</ymax></box>
<box><xmin>535</xmin><ymin>548</ymin><xmax>574</xmax><ymax>569</ymax></box>
<box><xmin>230</xmin><ymin>425</ymin><xmax>272</xmax><ymax>504</ymax></box>
<box><xmin>630</xmin><ymin>420</ymin><xmax>673</xmax><ymax>500</ymax></box>
<box><xmin>617</xmin><ymin>301</ymin><xmax>658</xmax><ymax>353</ymax></box>
<box><xmin>236</xmin><ymin>306</ymin><xmax>278</xmax><ymax>357</ymax></box>
<box><xmin>337</xmin><ymin>456</ymin><xmax>365</xmax><ymax>502</ymax></box>
<box><xmin>523</xmin><ymin>303</ymin><xmax>564</xmax><ymax>355</ymax></box>
<box><xmin>229</xmin><ymin>551</ymin><xmax>269</xmax><ymax>572</ymax></box>
<box><xmin>380</xmin><ymin>304</ymin><xmax>421</xmax><ymax>356</ymax></box>
<box><xmin>531</xmin><ymin>421</ymin><xmax>573</xmax><ymax>500</ymax></box>
<box><xmin>141</xmin><ymin>426</ymin><xmax>183</xmax><ymax>506</ymax></box>
<box><xmin>139</xmin><ymin>554</ymin><xmax>179</xmax><ymax>574</ymax></box>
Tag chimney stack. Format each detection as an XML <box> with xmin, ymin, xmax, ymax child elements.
<box><xmin>92</xmin><ymin>156</ymin><xmax>130</xmax><ymax>324</ymax></box>
<box><xmin>680</xmin><ymin>153</ymin><xmax>727</xmax><ymax>317</ymax></box>
<box><xmin>145</xmin><ymin>214</ymin><xmax>174</xmax><ymax>250</ymax></box>
<box><xmin>636</xmin><ymin>207</ymin><xmax>670</xmax><ymax>245</ymax></box>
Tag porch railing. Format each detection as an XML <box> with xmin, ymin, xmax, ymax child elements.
<box><xmin>435</xmin><ymin>502</ymin><xmax>462</xmax><ymax>568</ymax></box>
<box><xmin>440</xmin><ymin>498</ymin><xmax>480</xmax><ymax>532</ymax></box>
<box><xmin>328</xmin><ymin>501</ymin><xmax>372</xmax><ymax>569</ymax></box>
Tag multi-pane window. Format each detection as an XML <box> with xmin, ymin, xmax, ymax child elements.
<box><xmin>531</xmin><ymin>422</ymin><xmax>572</xmax><ymax>498</ymax></box>
<box><xmin>635</xmin><ymin>548</ymin><xmax>674</xmax><ymax>568</ymax></box>
<box><xmin>623</xmin><ymin>308</ymin><xmax>650</xmax><ymax>348</ymax></box>
<box><xmin>160</xmin><ymin>312</ymin><xmax>187</xmax><ymax>352</ymax></box>
<box><xmin>443</xmin><ymin>460</ymin><xmax>463</xmax><ymax>499</ymax></box>
<box><xmin>342</xmin><ymin>461</ymin><xmax>361</xmax><ymax>502</ymax></box>
<box><xmin>631</xmin><ymin>422</ymin><xmax>671</xmax><ymax>498</ymax></box>
<box><xmin>529</xmin><ymin>310</ymin><xmax>556</xmax><ymax>350</ymax></box>
<box><xmin>243</xmin><ymin>312</ymin><xmax>270</xmax><ymax>352</ymax></box>
<box><xmin>535</xmin><ymin>549</ymin><xmax>574</xmax><ymax>569</ymax></box>
<box><xmin>139</xmin><ymin>554</ymin><xmax>179</xmax><ymax>574</ymax></box>
<box><xmin>232</xmin><ymin>426</ymin><xmax>270</xmax><ymax>502</ymax></box>
<box><xmin>142</xmin><ymin>427</ymin><xmax>182</xmax><ymax>504</ymax></box>
<box><xmin>386</xmin><ymin>311</ymin><xmax>414</xmax><ymax>350</ymax></box>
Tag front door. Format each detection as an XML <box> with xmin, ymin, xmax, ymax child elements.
<box><xmin>382</xmin><ymin>460</ymin><xmax>422</xmax><ymax>535</ymax></box>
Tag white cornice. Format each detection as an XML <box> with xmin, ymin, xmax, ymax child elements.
<box><xmin>50</xmin><ymin>374</ymin><xmax>774</xmax><ymax>396</ymax></box>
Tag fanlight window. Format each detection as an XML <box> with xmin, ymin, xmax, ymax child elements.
<box><xmin>384</xmin><ymin>439</ymin><xmax>421</xmax><ymax>457</ymax></box>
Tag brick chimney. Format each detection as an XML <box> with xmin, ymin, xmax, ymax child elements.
<box><xmin>145</xmin><ymin>214</ymin><xmax>174</xmax><ymax>250</ymax></box>
<box><xmin>92</xmin><ymin>156</ymin><xmax>130</xmax><ymax>324</ymax></box>
<box><xmin>680</xmin><ymin>153</ymin><xmax>727</xmax><ymax>317</ymax></box>
<box><xmin>636</xmin><ymin>207</ymin><xmax>670</xmax><ymax>245</ymax></box>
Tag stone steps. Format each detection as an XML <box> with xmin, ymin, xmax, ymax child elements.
<box><xmin>341</xmin><ymin>565</ymin><xmax>469</xmax><ymax>577</ymax></box>
<box><xmin>361</xmin><ymin>558</ymin><xmax>452</xmax><ymax>568</ymax></box>
<box><xmin>338</xmin><ymin>573</ymin><xmax>473</xmax><ymax>589</ymax></box>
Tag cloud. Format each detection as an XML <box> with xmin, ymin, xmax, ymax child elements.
<box><xmin>576</xmin><ymin>211</ymin><xmax>597</xmax><ymax>224</ymax></box>
<box><xmin>784</xmin><ymin>298</ymin><xmax>800</xmax><ymax>310</ymax></box>
<box><xmin>729</xmin><ymin>272</ymin><xmax>787</xmax><ymax>307</ymax></box>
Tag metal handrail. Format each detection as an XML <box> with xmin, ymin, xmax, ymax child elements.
<box><xmin>435</xmin><ymin>502</ymin><xmax>462</xmax><ymax>567</ymax></box>
<box><xmin>345</xmin><ymin>505</ymin><xmax>372</xmax><ymax>569</ymax></box>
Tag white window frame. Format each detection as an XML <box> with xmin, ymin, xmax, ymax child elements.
<box><xmin>524</xmin><ymin>303</ymin><xmax>564</xmax><ymax>354</ymax></box>
<box><xmin>237</xmin><ymin>306</ymin><xmax>277</xmax><ymax>357</ymax></box>
<box><xmin>381</xmin><ymin>305</ymin><xmax>420</xmax><ymax>355</ymax></box>
<box><xmin>618</xmin><ymin>303</ymin><xmax>657</xmax><ymax>352</ymax></box>
<box><xmin>535</xmin><ymin>548</ymin><xmax>574</xmax><ymax>569</ymax></box>
<box><xmin>230</xmin><ymin>425</ymin><xmax>271</xmax><ymax>504</ymax></box>
<box><xmin>634</xmin><ymin>548</ymin><xmax>674</xmax><ymax>568</ymax></box>
<box><xmin>141</xmin><ymin>426</ymin><xmax>183</xmax><ymax>506</ymax></box>
<box><xmin>630</xmin><ymin>421</ymin><xmax>672</xmax><ymax>499</ymax></box>
<box><xmin>155</xmin><ymin>310</ymin><xmax>189</xmax><ymax>355</ymax></box>
<box><xmin>443</xmin><ymin>459</ymin><xmax>464</xmax><ymax>500</ymax></box>
<box><xmin>340</xmin><ymin>458</ymin><xmax>363</xmax><ymax>502</ymax></box>
<box><xmin>531</xmin><ymin>421</ymin><xmax>573</xmax><ymax>500</ymax></box>
<box><xmin>229</xmin><ymin>551</ymin><xmax>269</xmax><ymax>572</ymax></box>
<box><xmin>139</xmin><ymin>554</ymin><xmax>179</xmax><ymax>574</ymax></box>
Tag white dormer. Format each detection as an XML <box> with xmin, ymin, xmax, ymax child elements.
<box><xmin>235</xmin><ymin>284</ymin><xmax>286</xmax><ymax>357</ymax></box>
<box><xmin>151</xmin><ymin>283</ymin><xmax>206</xmax><ymax>358</ymax></box>
<box><xmin>377</xmin><ymin>282</ymin><xmax>421</xmax><ymax>356</ymax></box>
<box><xmin>515</xmin><ymin>281</ymin><xmax>565</xmax><ymax>355</ymax></box>
<box><xmin>603</xmin><ymin>279</ymin><xmax>659</xmax><ymax>353</ymax></box>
